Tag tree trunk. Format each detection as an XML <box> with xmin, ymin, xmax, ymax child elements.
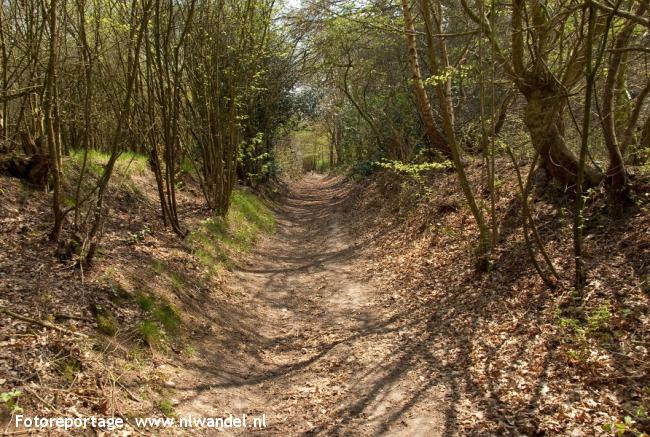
<box><xmin>641</xmin><ymin>116</ymin><xmax>650</xmax><ymax>151</ymax></box>
<box><xmin>44</xmin><ymin>0</ymin><xmax>64</xmax><ymax>242</ymax></box>
<box><xmin>520</xmin><ymin>83</ymin><xmax>601</xmax><ymax>187</ymax></box>
<box><xmin>600</xmin><ymin>3</ymin><xmax>646</xmax><ymax>212</ymax></box>
<box><xmin>406</xmin><ymin>0</ymin><xmax>492</xmax><ymax>269</ymax></box>
<box><xmin>510</xmin><ymin>0</ymin><xmax>601</xmax><ymax>189</ymax></box>
<box><xmin>400</xmin><ymin>0</ymin><xmax>451</xmax><ymax>159</ymax></box>
<box><xmin>492</xmin><ymin>93</ymin><xmax>513</xmax><ymax>136</ymax></box>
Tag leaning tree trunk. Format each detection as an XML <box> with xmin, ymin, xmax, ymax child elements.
<box><xmin>403</xmin><ymin>0</ymin><xmax>492</xmax><ymax>270</ymax></box>
<box><xmin>508</xmin><ymin>0</ymin><xmax>601</xmax><ymax>189</ymax></box>
<box><xmin>520</xmin><ymin>82</ymin><xmax>601</xmax><ymax>187</ymax></box>
<box><xmin>400</xmin><ymin>0</ymin><xmax>451</xmax><ymax>159</ymax></box>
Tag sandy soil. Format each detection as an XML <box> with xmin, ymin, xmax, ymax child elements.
<box><xmin>165</xmin><ymin>174</ymin><xmax>449</xmax><ymax>436</ymax></box>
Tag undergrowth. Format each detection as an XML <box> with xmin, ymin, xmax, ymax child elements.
<box><xmin>63</xmin><ymin>149</ymin><xmax>148</xmax><ymax>207</ymax></box>
<box><xmin>350</xmin><ymin>159</ymin><xmax>453</xmax><ymax>180</ymax></box>
<box><xmin>135</xmin><ymin>292</ymin><xmax>181</xmax><ymax>347</ymax></box>
<box><xmin>556</xmin><ymin>303</ymin><xmax>614</xmax><ymax>365</ymax></box>
<box><xmin>188</xmin><ymin>189</ymin><xmax>275</xmax><ymax>277</ymax></box>
<box><xmin>68</xmin><ymin>149</ymin><xmax>148</xmax><ymax>179</ymax></box>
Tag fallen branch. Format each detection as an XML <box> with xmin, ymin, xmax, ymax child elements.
<box><xmin>1</xmin><ymin>429</ymin><xmax>37</xmax><ymax>436</ymax></box>
<box><xmin>54</xmin><ymin>313</ymin><xmax>94</xmax><ymax>323</ymax></box>
<box><xmin>0</xmin><ymin>306</ymin><xmax>89</xmax><ymax>338</ymax></box>
<box><xmin>116</xmin><ymin>380</ymin><xmax>143</xmax><ymax>403</ymax></box>
<box><xmin>21</xmin><ymin>386</ymin><xmax>65</xmax><ymax>416</ymax></box>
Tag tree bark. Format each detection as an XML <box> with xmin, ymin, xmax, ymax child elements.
<box><xmin>510</xmin><ymin>0</ymin><xmax>601</xmax><ymax>188</ymax></box>
<box><xmin>600</xmin><ymin>3</ymin><xmax>646</xmax><ymax>211</ymax></box>
<box><xmin>400</xmin><ymin>0</ymin><xmax>451</xmax><ymax>159</ymax></box>
<box><xmin>521</xmin><ymin>84</ymin><xmax>600</xmax><ymax>187</ymax></box>
<box><xmin>44</xmin><ymin>0</ymin><xmax>64</xmax><ymax>242</ymax></box>
<box><xmin>404</xmin><ymin>0</ymin><xmax>492</xmax><ymax>269</ymax></box>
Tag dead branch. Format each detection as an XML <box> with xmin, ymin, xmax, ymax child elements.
<box><xmin>0</xmin><ymin>306</ymin><xmax>89</xmax><ymax>338</ymax></box>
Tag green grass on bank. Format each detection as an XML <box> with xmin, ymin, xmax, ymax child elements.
<box><xmin>134</xmin><ymin>291</ymin><xmax>181</xmax><ymax>347</ymax></box>
<box><xmin>95</xmin><ymin>189</ymin><xmax>274</xmax><ymax>350</ymax></box>
<box><xmin>68</xmin><ymin>149</ymin><xmax>148</xmax><ymax>179</ymax></box>
<box><xmin>62</xmin><ymin>149</ymin><xmax>149</xmax><ymax>208</ymax></box>
<box><xmin>189</xmin><ymin>189</ymin><xmax>275</xmax><ymax>277</ymax></box>
<box><xmin>68</xmin><ymin>149</ymin><xmax>274</xmax><ymax>280</ymax></box>
<box><xmin>133</xmin><ymin>189</ymin><xmax>274</xmax><ymax>348</ymax></box>
<box><xmin>73</xmin><ymin>150</ymin><xmax>275</xmax><ymax>351</ymax></box>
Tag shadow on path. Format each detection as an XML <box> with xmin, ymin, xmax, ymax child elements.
<box><xmin>172</xmin><ymin>174</ymin><xmax>454</xmax><ymax>436</ymax></box>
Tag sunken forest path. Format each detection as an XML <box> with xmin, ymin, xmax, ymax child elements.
<box><xmin>168</xmin><ymin>174</ymin><xmax>451</xmax><ymax>436</ymax></box>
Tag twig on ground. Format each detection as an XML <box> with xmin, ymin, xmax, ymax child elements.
<box><xmin>0</xmin><ymin>306</ymin><xmax>89</xmax><ymax>338</ymax></box>
<box><xmin>116</xmin><ymin>380</ymin><xmax>142</xmax><ymax>403</ymax></box>
<box><xmin>22</xmin><ymin>386</ymin><xmax>64</xmax><ymax>416</ymax></box>
<box><xmin>54</xmin><ymin>314</ymin><xmax>93</xmax><ymax>323</ymax></box>
<box><xmin>1</xmin><ymin>429</ymin><xmax>37</xmax><ymax>436</ymax></box>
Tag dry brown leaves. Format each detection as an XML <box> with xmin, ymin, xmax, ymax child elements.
<box><xmin>344</xmin><ymin>162</ymin><xmax>649</xmax><ymax>436</ymax></box>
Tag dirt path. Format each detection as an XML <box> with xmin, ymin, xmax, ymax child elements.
<box><xmin>168</xmin><ymin>174</ymin><xmax>450</xmax><ymax>436</ymax></box>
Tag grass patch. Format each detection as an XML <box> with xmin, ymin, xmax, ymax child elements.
<box><xmin>92</xmin><ymin>303</ymin><xmax>119</xmax><ymax>336</ymax></box>
<box><xmin>182</xmin><ymin>345</ymin><xmax>197</xmax><ymax>358</ymax></box>
<box><xmin>64</xmin><ymin>149</ymin><xmax>148</xmax><ymax>210</ymax></box>
<box><xmin>119</xmin><ymin>150</ymin><xmax>148</xmax><ymax>174</ymax></box>
<box><xmin>135</xmin><ymin>292</ymin><xmax>181</xmax><ymax>345</ymax></box>
<box><xmin>188</xmin><ymin>189</ymin><xmax>275</xmax><ymax>277</ymax></box>
<box><xmin>170</xmin><ymin>272</ymin><xmax>185</xmax><ymax>291</ymax></box>
<box><xmin>96</xmin><ymin>312</ymin><xmax>118</xmax><ymax>336</ymax></box>
<box><xmin>152</xmin><ymin>259</ymin><xmax>166</xmax><ymax>275</ymax></box>
<box><xmin>138</xmin><ymin>320</ymin><xmax>163</xmax><ymax>347</ymax></box>
<box><xmin>154</xmin><ymin>304</ymin><xmax>181</xmax><ymax>335</ymax></box>
<box><xmin>68</xmin><ymin>149</ymin><xmax>147</xmax><ymax>178</ymax></box>
<box><xmin>58</xmin><ymin>358</ymin><xmax>82</xmax><ymax>382</ymax></box>
<box><xmin>136</xmin><ymin>292</ymin><xmax>156</xmax><ymax>313</ymax></box>
<box><xmin>231</xmin><ymin>190</ymin><xmax>275</xmax><ymax>235</ymax></box>
<box><xmin>159</xmin><ymin>399</ymin><xmax>176</xmax><ymax>417</ymax></box>
<box><xmin>125</xmin><ymin>346</ymin><xmax>148</xmax><ymax>369</ymax></box>
<box><xmin>65</xmin><ymin>149</ymin><xmax>148</xmax><ymax>203</ymax></box>
<box><xmin>180</xmin><ymin>156</ymin><xmax>195</xmax><ymax>175</ymax></box>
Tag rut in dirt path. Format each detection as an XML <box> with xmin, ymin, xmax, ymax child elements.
<box><xmin>168</xmin><ymin>174</ymin><xmax>450</xmax><ymax>436</ymax></box>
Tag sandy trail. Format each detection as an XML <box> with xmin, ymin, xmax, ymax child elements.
<box><xmin>168</xmin><ymin>174</ymin><xmax>449</xmax><ymax>436</ymax></box>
